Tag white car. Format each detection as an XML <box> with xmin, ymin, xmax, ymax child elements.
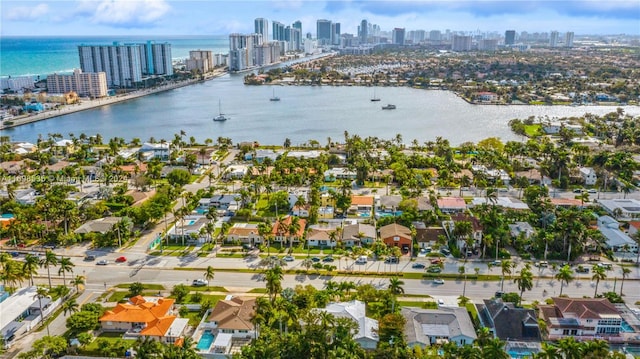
<box><xmin>96</xmin><ymin>259</ymin><xmax>108</xmax><ymax>265</ymax></box>
<box><xmin>355</xmin><ymin>256</ymin><xmax>368</xmax><ymax>264</ymax></box>
<box><xmin>433</xmin><ymin>278</ymin><xmax>445</xmax><ymax>285</ymax></box>
<box><xmin>192</xmin><ymin>279</ymin><xmax>209</xmax><ymax>287</ymax></box>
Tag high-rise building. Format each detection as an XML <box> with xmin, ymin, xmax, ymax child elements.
<box><xmin>451</xmin><ymin>35</ymin><xmax>472</xmax><ymax>51</ymax></box>
<box><xmin>255</xmin><ymin>18</ymin><xmax>269</xmax><ymax>43</ymax></box>
<box><xmin>429</xmin><ymin>30</ymin><xmax>442</xmax><ymax>42</ymax></box>
<box><xmin>316</xmin><ymin>19</ymin><xmax>332</xmax><ymax>45</ymax></box>
<box><xmin>272</xmin><ymin>21</ymin><xmax>286</xmax><ymax>41</ymax></box>
<box><xmin>392</xmin><ymin>28</ymin><xmax>405</xmax><ymax>45</ymax></box>
<box><xmin>293</xmin><ymin>20</ymin><xmax>302</xmax><ymax>35</ymax></box>
<box><xmin>186</xmin><ymin>50</ymin><xmax>213</xmax><ymax>73</ymax></box>
<box><xmin>359</xmin><ymin>19</ymin><xmax>368</xmax><ymax>43</ymax></box>
<box><xmin>287</xmin><ymin>26</ymin><xmax>302</xmax><ymax>51</ymax></box>
<box><xmin>478</xmin><ymin>39</ymin><xmax>498</xmax><ymax>51</ymax></box>
<box><xmin>142</xmin><ymin>42</ymin><xmax>172</xmax><ymax>76</ymax></box>
<box><xmin>47</xmin><ymin>69</ymin><xmax>108</xmax><ymax>98</ymax></box>
<box><xmin>549</xmin><ymin>31</ymin><xmax>559</xmax><ymax>47</ymax></box>
<box><xmin>505</xmin><ymin>30</ymin><xmax>516</xmax><ymax>46</ymax></box>
<box><xmin>0</xmin><ymin>76</ymin><xmax>35</xmax><ymax>92</ymax></box>
<box><xmin>565</xmin><ymin>32</ymin><xmax>574</xmax><ymax>48</ymax></box>
<box><xmin>78</xmin><ymin>43</ymin><xmax>143</xmax><ymax>88</ymax></box>
<box><xmin>331</xmin><ymin>22</ymin><xmax>341</xmax><ymax>45</ymax></box>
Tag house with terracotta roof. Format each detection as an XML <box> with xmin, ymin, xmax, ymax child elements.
<box><xmin>225</xmin><ymin>223</ymin><xmax>262</xmax><ymax>246</ymax></box>
<box><xmin>272</xmin><ymin>215</ymin><xmax>306</xmax><ymax>246</ymax></box>
<box><xmin>349</xmin><ymin>195</ymin><xmax>374</xmax><ymax>216</ymax></box>
<box><xmin>379</xmin><ymin>223</ymin><xmax>412</xmax><ymax>252</ymax></box>
<box><xmin>538</xmin><ymin>297</ymin><xmax>623</xmax><ymax>342</ymax></box>
<box><xmin>99</xmin><ymin>296</ymin><xmax>187</xmax><ymax>344</ymax></box>
<box><xmin>436</xmin><ymin>197</ymin><xmax>467</xmax><ymax>213</ymax></box>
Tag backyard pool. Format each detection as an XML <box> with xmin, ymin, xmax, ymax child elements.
<box><xmin>196</xmin><ymin>330</ymin><xmax>215</xmax><ymax>351</ymax></box>
<box><xmin>622</xmin><ymin>320</ymin><xmax>635</xmax><ymax>333</ymax></box>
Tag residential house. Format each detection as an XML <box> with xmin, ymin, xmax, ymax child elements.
<box><xmin>509</xmin><ymin>222</ymin><xmax>536</xmax><ymax>242</ymax></box>
<box><xmin>349</xmin><ymin>195</ymin><xmax>374</xmax><ymax>216</ymax></box>
<box><xmin>596</xmin><ymin>216</ymin><xmax>638</xmax><ymax>252</ymax></box>
<box><xmin>543</xmin><ymin>122</ymin><xmax>583</xmax><ymax>135</ymax></box>
<box><xmin>470</xmin><ymin>197</ymin><xmax>530</xmax><ymax>210</ymax></box>
<box><xmin>306</xmin><ymin>228</ymin><xmax>336</xmax><ymax>248</ymax></box>
<box><xmin>414</xmin><ymin>222</ymin><xmax>446</xmax><ymax>248</ymax></box>
<box><xmin>318</xmin><ymin>300</ymin><xmax>378</xmax><ymax>349</ymax></box>
<box><xmin>538</xmin><ymin>297</ymin><xmax>623</xmax><ymax>342</ymax></box>
<box><xmin>318</xmin><ymin>206</ymin><xmax>335</xmax><ymax>219</ymax></box>
<box><xmin>324</xmin><ymin>168</ymin><xmax>357</xmax><ymax>182</ymax></box>
<box><xmin>379</xmin><ymin>223</ymin><xmax>412</xmax><ymax>252</ymax></box>
<box><xmin>342</xmin><ymin>223</ymin><xmax>376</xmax><ymax>247</ymax></box>
<box><xmin>74</xmin><ymin>216</ymin><xmax>124</xmax><ymax>235</ymax></box>
<box><xmin>402</xmin><ymin>306</ymin><xmax>477</xmax><ymax>348</ymax></box>
<box><xmin>167</xmin><ymin>215</ymin><xmax>209</xmax><ymax>244</ymax></box>
<box><xmin>476</xmin><ymin>91</ymin><xmax>498</xmax><ymax>102</ymax></box>
<box><xmin>291</xmin><ymin>204</ymin><xmax>310</xmax><ymax>218</ymax></box>
<box><xmin>627</xmin><ymin>221</ymin><xmax>640</xmax><ymax>238</ymax></box>
<box><xmin>100</xmin><ymin>296</ymin><xmax>187</xmax><ymax>344</ymax></box>
<box><xmin>1</xmin><ymin>286</ymin><xmax>61</xmax><ymax>348</ymax></box>
<box><xmin>223</xmin><ymin>165</ymin><xmax>249</xmax><ymax>180</ymax></box>
<box><xmin>139</xmin><ymin>142</ymin><xmax>171</xmax><ymax>161</ymax></box>
<box><xmin>416</xmin><ymin>196</ymin><xmax>434</xmax><ymax>212</ymax></box>
<box><xmin>478</xmin><ymin>298</ymin><xmax>541</xmax><ymax>342</ymax></box>
<box><xmin>243</xmin><ymin>149</ymin><xmax>280</xmax><ymax>163</ymax></box>
<box><xmin>443</xmin><ymin>214</ymin><xmax>483</xmax><ymax>251</ymax></box>
<box><xmin>286</xmin><ymin>150</ymin><xmax>323</xmax><ymax>159</ymax></box>
<box><xmin>598</xmin><ymin>199</ymin><xmax>640</xmax><ymax>221</ymax></box>
<box><xmin>226</xmin><ymin>223</ymin><xmax>262</xmax><ymax>246</ymax></box>
<box><xmin>579</xmin><ymin>167</ymin><xmax>597</xmax><ymax>186</ymax></box>
<box><xmin>200</xmin><ymin>296</ymin><xmax>256</xmax><ymax>355</ymax></box>
<box><xmin>272</xmin><ymin>216</ymin><xmax>306</xmax><ymax>246</ymax></box>
<box><xmin>376</xmin><ymin>195</ymin><xmax>402</xmax><ymax>216</ymax></box>
<box><xmin>0</xmin><ymin>160</ymin><xmax>25</xmax><ymax>175</ymax></box>
<box><xmin>436</xmin><ymin>197</ymin><xmax>467</xmax><ymax>213</ymax></box>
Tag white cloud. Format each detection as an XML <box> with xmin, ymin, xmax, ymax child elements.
<box><xmin>90</xmin><ymin>0</ymin><xmax>171</xmax><ymax>27</ymax></box>
<box><xmin>5</xmin><ymin>3</ymin><xmax>49</xmax><ymax>21</ymax></box>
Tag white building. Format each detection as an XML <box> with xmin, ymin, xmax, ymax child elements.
<box><xmin>540</xmin><ymin>297</ymin><xmax>622</xmax><ymax>341</ymax></box>
<box><xmin>598</xmin><ymin>199</ymin><xmax>640</xmax><ymax>221</ymax></box>
<box><xmin>579</xmin><ymin>167</ymin><xmax>597</xmax><ymax>186</ymax></box>
<box><xmin>1</xmin><ymin>286</ymin><xmax>61</xmax><ymax>348</ymax></box>
<box><xmin>596</xmin><ymin>216</ymin><xmax>638</xmax><ymax>252</ymax></box>
<box><xmin>318</xmin><ymin>301</ymin><xmax>378</xmax><ymax>349</ymax></box>
<box><xmin>402</xmin><ymin>306</ymin><xmax>477</xmax><ymax>348</ymax></box>
<box><xmin>0</xmin><ymin>76</ymin><xmax>35</xmax><ymax>92</ymax></box>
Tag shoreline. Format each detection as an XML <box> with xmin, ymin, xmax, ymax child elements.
<box><xmin>1</xmin><ymin>69</ymin><xmax>227</xmax><ymax>130</ymax></box>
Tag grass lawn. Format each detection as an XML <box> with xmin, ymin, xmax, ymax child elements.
<box><xmin>466</xmin><ymin>302</ymin><xmax>480</xmax><ymax>327</ymax></box>
<box><xmin>115</xmin><ymin>283</ymin><xmax>164</xmax><ymax>290</ymax></box>
<box><xmin>398</xmin><ymin>301</ymin><xmax>438</xmax><ymax>309</ymax></box>
<box><xmin>187</xmin><ymin>286</ymin><xmax>228</xmax><ymax>292</ymax></box>
<box><xmin>247</xmin><ymin>288</ymin><xmax>267</xmax><ymax>293</ymax></box>
<box><xmin>181</xmin><ymin>311</ymin><xmax>206</xmax><ymax>327</ymax></box>
<box><xmin>183</xmin><ymin>294</ymin><xmax>226</xmax><ymax>304</ymax></box>
<box><xmin>79</xmin><ymin>332</ymin><xmax>135</xmax><ymax>356</ymax></box>
<box><xmin>524</xmin><ymin>124</ymin><xmax>542</xmax><ymax>137</ymax></box>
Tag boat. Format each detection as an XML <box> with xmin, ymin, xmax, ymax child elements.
<box><xmin>370</xmin><ymin>88</ymin><xmax>380</xmax><ymax>102</ymax></box>
<box><xmin>213</xmin><ymin>100</ymin><xmax>228</xmax><ymax>122</ymax></box>
<box><xmin>270</xmin><ymin>88</ymin><xmax>280</xmax><ymax>102</ymax></box>
<box><xmin>381</xmin><ymin>104</ymin><xmax>396</xmax><ymax>110</ymax></box>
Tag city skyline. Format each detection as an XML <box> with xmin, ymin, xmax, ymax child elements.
<box><xmin>2</xmin><ymin>0</ymin><xmax>639</xmax><ymax>37</ymax></box>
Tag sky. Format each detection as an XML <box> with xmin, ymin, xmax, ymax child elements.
<box><xmin>2</xmin><ymin>0</ymin><xmax>639</xmax><ymax>37</ymax></box>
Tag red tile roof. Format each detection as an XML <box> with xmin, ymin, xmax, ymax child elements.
<box><xmin>100</xmin><ymin>296</ymin><xmax>176</xmax><ymax>337</ymax></box>
<box><xmin>552</xmin><ymin>297</ymin><xmax>619</xmax><ymax>319</ymax></box>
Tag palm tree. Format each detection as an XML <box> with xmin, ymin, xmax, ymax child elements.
<box><xmin>287</xmin><ymin>216</ymin><xmax>302</xmax><ymax>253</ymax></box>
<box><xmin>514</xmin><ymin>264</ymin><xmax>534</xmax><ymax>306</ymax></box>
<box><xmin>481</xmin><ymin>338</ymin><xmax>509</xmax><ymax>359</ymax></box>
<box><xmin>388</xmin><ymin>277</ymin><xmax>405</xmax><ymax>295</ymax></box>
<box><xmin>557</xmin><ymin>337</ymin><xmax>581</xmax><ymax>359</ymax></box>
<box><xmin>555</xmin><ymin>265</ymin><xmax>574</xmax><ymax>296</ymax></box>
<box><xmin>40</xmin><ymin>250</ymin><xmax>58</xmax><ymax>289</ymax></box>
<box><xmin>536</xmin><ymin>342</ymin><xmax>562</xmax><ymax>359</ymax></box>
<box><xmin>500</xmin><ymin>260</ymin><xmax>513</xmax><ymax>292</ymax></box>
<box><xmin>71</xmin><ymin>275</ymin><xmax>85</xmax><ymax>293</ymax></box>
<box><xmin>620</xmin><ymin>266</ymin><xmax>632</xmax><ymax>296</ymax></box>
<box><xmin>265</xmin><ymin>265</ymin><xmax>283</xmax><ymax>303</ymax></box>
<box><xmin>62</xmin><ymin>299</ymin><xmax>79</xmax><ymax>316</ymax></box>
<box><xmin>34</xmin><ymin>286</ymin><xmax>50</xmax><ymax>336</ymax></box>
<box><xmin>591</xmin><ymin>265</ymin><xmax>607</xmax><ymax>297</ymax></box>
<box><xmin>204</xmin><ymin>266</ymin><xmax>215</xmax><ymax>290</ymax></box>
<box><xmin>57</xmin><ymin>257</ymin><xmax>74</xmax><ymax>285</ymax></box>
<box><xmin>22</xmin><ymin>253</ymin><xmax>40</xmax><ymax>286</ymax></box>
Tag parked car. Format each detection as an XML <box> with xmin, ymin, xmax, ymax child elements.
<box><xmin>427</xmin><ymin>266</ymin><xmax>442</xmax><ymax>273</ymax></box>
<box><xmin>597</xmin><ymin>263</ymin><xmax>613</xmax><ymax>270</ymax></box>
<box><xmin>96</xmin><ymin>260</ymin><xmax>108</xmax><ymax>265</ymax></box>
<box><xmin>576</xmin><ymin>266</ymin><xmax>589</xmax><ymax>273</ymax></box>
<box><xmin>535</xmin><ymin>261</ymin><xmax>549</xmax><ymax>267</ymax></box>
<box><xmin>322</xmin><ymin>256</ymin><xmax>334</xmax><ymax>263</ymax></box>
<box><xmin>192</xmin><ymin>279</ymin><xmax>208</xmax><ymax>287</ymax></box>
<box><xmin>9</xmin><ymin>251</ymin><xmax>20</xmax><ymax>257</ymax></box>
<box><xmin>412</xmin><ymin>263</ymin><xmax>426</xmax><ymax>269</ymax></box>
<box><xmin>587</xmin><ymin>189</ymin><xmax>597</xmax><ymax>194</ymax></box>
<box><xmin>495</xmin><ymin>291</ymin><xmax>505</xmax><ymax>298</ymax></box>
<box><xmin>433</xmin><ymin>278</ymin><xmax>445</xmax><ymax>285</ymax></box>
<box><xmin>84</xmin><ymin>255</ymin><xmax>96</xmax><ymax>261</ymax></box>
<box><xmin>283</xmin><ymin>255</ymin><xmax>295</xmax><ymax>262</ymax></box>
<box><xmin>355</xmin><ymin>256</ymin><xmax>367</xmax><ymax>264</ymax></box>
<box><xmin>573</xmin><ymin>188</ymin><xmax>584</xmax><ymax>193</ymax></box>
<box><xmin>311</xmin><ymin>257</ymin><xmax>321</xmax><ymax>263</ymax></box>
<box><xmin>115</xmin><ymin>256</ymin><xmax>127</xmax><ymax>263</ymax></box>
<box><xmin>430</xmin><ymin>258</ymin><xmax>443</xmax><ymax>265</ymax></box>
<box><xmin>384</xmin><ymin>257</ymin><xmax>398</xmax><ymax>264</ymax></box>
<box><xmin>440</xmin><ymin>248</ymin><xmax>451</xmax><ymax>255</ymax></box>
<box><xmin>490</xmin><ymin>260</ymin><xmax>502</xmax><ymax>266</ymax></box>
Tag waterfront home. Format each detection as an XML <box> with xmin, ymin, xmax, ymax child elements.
<box><xmin>225</xmin><ymin>223</ymin><xmax>262</xmax><ymax>246</ymax></box>
<box><xmin>197</xmin><ymin>297</ymin><xmax>256</xmax><ymax>355</ymax></box>
<box><xmin>538</xmin><ymin>297</ymin><xmax>623</xmax><ymax>342</ymax></box>
<box><xmin>139</xmin><ymin>142</ymin><xmax>171</xmax><ymax>161</ymax></box>
<box><xmin>596</xmin><ymin>216</ymin><xmax>638</xmax><ymax>252</ymax></box>
<box><xmin>598</xmin><ymin>199</ymin><xmax>640</xmax><ymax>221</ymax></box>
<box><xmin>324</xmin><ymin>167</ymin><xmax>357</xmax><ymax>182</ymax></box>
<box><xmin>341</xmin><ymin>223</ymin><xmax>376</xmax><ymax>247</ymax></box>
<box><xmin>100</xmin><ymin>295</ymin><xmax>187</xmax><ymax>344</ymax></box>
<box><xmin>402</xmin><ymin>306</ymin><xmax>477</xmax><ymax>348</ymax></box>
<box><xmin>243</xmin><ymin>149</ymin><xmax>280</xmax><ymax>163</ymax></box>
<box><xmin>379</xmin><ymin>223</ymin><xmax>412</xmax><ymax>252</ymax></box>
<box><xmin>318</xmin><ymin>300</ymin><xmax>378</xmax><ymax>349</ymax></box>
<box><xmin>436</xmin><ymin>197</ymin><xmax>466</xmax><ymax>214</ymax></box>
<box><xmin>543</xmin><ymin>121</ymin><xmax>583</xmax><ymax>135</ymax></box>
<box><xmin>0</xmin><ymin>286</ymin><xmax>61</xmax><ymax>349</ymax></box>
<box><xmin>477</xmin><ymin>298</ymin><xmax>541</xmax><ymax>343</ymax></box>
<box><xmin>286</xmin><ymin>150</ymin><xmax>323</xmax><ymax>159</ymax></box>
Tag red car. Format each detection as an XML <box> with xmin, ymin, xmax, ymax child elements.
<box><xmin>430</xmin><ymin>258</ymin><xmax>443</xmax><ymax>265</ymax></box>
<box><xmin>115</xmin><ymin>256</ymin><xmax>127</xmax><ymax>263</ymax></box>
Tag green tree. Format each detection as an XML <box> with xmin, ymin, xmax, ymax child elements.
<box><xmin>555</xmin><ymin>265</ymin><xmax>574</xmax><ymax>296</ymax></box>
<box><xmin>166</xmin><ymin>169</ymin><xmax>191</xmax><ymax>187</ymax></box>
<box><xmin>57</xmin><ymin>256</ymin><xmax>74</xmax><ymax>286</ymax></box>
<box><xmin>66</xmin><ymin>311</ymin><xmax>100</xmax><ymax>333</ymax></box>
<box><xmin>62</xmin><ymin>299</ymin><xmax>79</xmax><ymax>316</ymax></box>
<box><xmin>71</xmin><ymin>275</ymin><xmax>85</xmax><ymax>293</ymax></box>
<box><xmin>204</xmin><ymin>266</ymin><xmax>215</xmax><ymax>289</ymax></box>
<box><xmin>34</xmin><ymin>287</ymin><xmax>50</xmax><ymax>336</ymax></box>
<box><xmin>514</xmin><ymin>264</ymin><xmax>534</xmax><ymax>306</ymax></box>
<box><xmin>22</xmin><ymin>253</ymin><xmax>40</xmax><ymax>286</ymax></box>
<box><xmin>129</xmin><ymin>282</ymin><xmax>145</xmax><ymax>297</ymax></box>
<box><xmin>591</xmin><ymin>265</ymin><xmax>607</xmax><ymax>297</ymax></box>
<box><xmin>500</xmin><ymin>260</ymin><xmax>513</xmax><ymax>292</ymax></box>
<box><xmin>40</xmin><ymin>250</ymin><xmax>58</xmax><ymax>289</ymax></box>
<box><xmin>620</xmin><ymin>266</ymin><xmax>631</xmax><ymax>296</ymax></box>
<box><xmin>171</xmin><ymin>284</ymin><xmax>189</xmax><ymax>303</ymax></box>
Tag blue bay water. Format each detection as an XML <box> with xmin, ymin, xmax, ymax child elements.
<box><xmin>0</xmin><ymin>35</ymin><xmax>229</xmax><ymax>78</ymax></box>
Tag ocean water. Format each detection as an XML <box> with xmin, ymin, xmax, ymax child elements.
<box><xmin>0</xmin><ymin>35</ymin><xmax>229</xmax><ymax>78</ymax></box>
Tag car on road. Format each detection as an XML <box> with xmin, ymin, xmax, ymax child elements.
<box><xmin>437</xmin><ymin>299</ymin><xmax>445</xmax><ymax>305</ymax></box>
<box><xmin>535</xmin><ymin>261</ymin><xmax>549</xmax><ymax>267</ymax></box>
<box><xmin>322</xmin><ymin>256</ymin><xmax>334</xmax><ymax>263</ymax></box>
<box><xmin>84</xmin><ymin>255</ymin><xmax>96</xmax><ymax>261</ymax></box>
<box><xmin>115</xmin><ymin>256</ymin><xmax>127</xmax><ymax>263</ymax></box>
<box><xmin>192</xmin><ymin>279</ymin><xmax>208</xmax><ymax>287</ymax></box>
<box><xmin>430</xmin><ymin>258</ymin><xmax>443</xmax><ymax>265</ymax></box>
<box><xmin>587</xmin><ymin>189</ymin><xmax>597</xmax><ymax>194</ymax></box>
<box><xmin>9</xmin><ymin>251</ymin><xmax>20</xmax><ymax>257</ymax></box>
<box><xmin>384</xmin><ymin>257</ymin><xmax>398</xmax><ymax>264</ymax></box>
<box><xmin>427</xmin><ymin>265</ymin><xmax>442</xmax><ymax>273</ymax></box>
<box><xmin>495</xmin><ymin>291</ymin><xmax>505</xmax><ymax>298</ymax></box>
<box><xmin>433</xmin><ymin>278</ymin><xmax>445</xmax><ymax>285</ymax></box>
<box><xmin>576</xmin><ymin>266</ymin><xmax>589</xmax><ymax>273</ymax></box>
<box><xmin>311</xmin><ymin>257</ymin><xmax>321</xmax><ymax>263</ymax></box>
<box><xmin>490</xmin><ymin>260</ymin><xmax>502</xmax><ymax>266</ymax></box>
<box><xmin>597</xmin><ymin>263</ymin><xmax>613</xmax><ymax>270</ymax></box>
<box><xmin>412</xmin><ymin>263</ymin><xmax>426</xmax><ymax>269</ymax></box>
<box><xmin>355</xmin><ymin>256</ymin><xmax>367</xmax><ymax>264</ymax></box>
<box><xmin>96</xmin><ymin>259</ymin><xmax>108</xmax><ymax>265</ymax></box>
<box><xmin>573</xmin><ymin>188</ymin><xmax>584</xmax><ymax>193</ymax></box>
<box><xmin>283</xmin><ymin>255</ymin><xmax>295</xmax><ymax>262</ymax></box>
<box><xmin>440</xmin><ymin>248</ymin><xmax>451</xmax><ymax>256</ymax></box>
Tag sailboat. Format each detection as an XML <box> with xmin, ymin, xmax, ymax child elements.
<box><xmin>370</xmin><ymin>88</ymin><xmax>380</xmax><ymax>102</ymax></box>
<box><xmin>270</xmin><ymin>88</ymin><xmax>280</xmax><ymax>101</ymax></box>
<box><xmin>213</xmin><ymin>100</ymin><xmax>228</xmax><ymax>122</ymax></box>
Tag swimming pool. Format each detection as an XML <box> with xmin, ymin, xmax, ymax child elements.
<box><xmin>621</xmin><ymin>320</ymin><xmax>635</xmax><ymax>333</ymax></box>
<box><xmin>196</xmin><ymin>330</ymin><xmax>214</xmax><ymax>351</ymax></box>
<box><xmin>508</xmin><ymin>351</ymin><xmax>533</xmax><ymax>359</ymax></box>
